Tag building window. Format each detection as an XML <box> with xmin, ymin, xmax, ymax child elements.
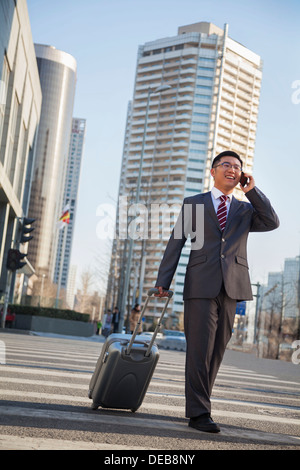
<box><xmin>187</xmin><ymin>177</ymin><xmax>203</xmax><ymax>183</ymax></box>
<box><xmin>0</xmin><ymin>57</ymin><xmax>9</xmax><ymax>149</ymax></box>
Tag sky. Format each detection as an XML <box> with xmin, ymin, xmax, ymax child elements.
<box><xmin>26</xmin><ymin>0</ymin><xmax>300</xmax><ymax>291</ymax></box>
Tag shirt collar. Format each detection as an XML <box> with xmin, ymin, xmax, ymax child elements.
<box><xmin>211</xmin><ymin>186</ymin><xmax>233</xmax><ymax>202</ymax></box>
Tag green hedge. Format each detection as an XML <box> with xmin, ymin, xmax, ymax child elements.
<box><xmin>9</xmin><ymin>304</ymin><xmax>89</xmax><ymax>323</ymax></box>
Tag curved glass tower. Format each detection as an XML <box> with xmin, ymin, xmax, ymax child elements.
<box><xmin>28</xmin><ymin>44</ymin><xmax>77</xmax><ymax>278</ymax></box>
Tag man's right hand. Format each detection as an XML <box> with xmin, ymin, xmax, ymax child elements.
<box><xmin>154</xmin><ymin>286</ymin><xmax>169</xmax><ymax>297</ymax></box>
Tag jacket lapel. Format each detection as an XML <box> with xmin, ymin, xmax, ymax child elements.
<box><xmin>224</xmin><ymin>196</ymin><xmax>240</xmax><ymax>231</ymax></box>
<box><xmin>204</xmin><ymin>192</ymin><xmax>222</xmax><ymax>232</ymax></box>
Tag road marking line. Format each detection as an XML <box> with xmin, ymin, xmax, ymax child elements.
<box><xmin>6</xmin><ymin>350</ymin><xmax>97</xmax><ymax>363</ymax></box>
<box><xmin>1</xmin><ymin>365</ymin><xmax>299</xmax><ymax>396</ymax></box>
<box><xmin>0</xmin><ymin>433</ymin><xmax>150</xmax><ymax>450</ymax></box>
<box><xmin>0</xmin><ymin>376</ymin><xmax>88</xmax><ymax>389</ymax></box>
<box><xmin>1</xmin><ymin>376</ymin><xmax>299</xmax><ymax>410</ymax></box>
<box><xmin>0</xmin><ymin>365</ymin><xmax>90</xmax><ymax>377</ymax></box>
<box><xmin>141</xmin><ymin>403</ymin><xmax>300</xmax><ymax>426</ymax></box>
<box><xmin>0</xmin><ymin>405</ymin><xmax>298</xmax><ymax>446</ymax></box>
<box><xmin>154</xmin><ymin>371</ymin><xmax>278</xmax><ymax>382</ymax></box>
<box><xmin>0</xmin><ymin>390</ymin><xmax>299</xmax><ymax>426</ymax></box>
<box><xmin>147</xmin><ymin>391</ymin><xmax>300</xmax><ymax>413</ymax></box>
<box><xmin>1</xmin><ymin>345</ymin><xmax>279</xmax><ymax>377</ymax></box>
<box><xmin>214</xmin><ymin>377</ymin><xmax>300</xmax><ymax>392</ymax></box>
<box><xmin>2</xmin><ymin>376</ymin><xmax>299</xmax><ymax>409</ymax></box>
<box><xmin>5</xmin><ymin>345</ymin><xmax>98</xmax><ymax>358</ymax></box>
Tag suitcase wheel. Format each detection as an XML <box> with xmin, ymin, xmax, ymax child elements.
<box><xmin>91</xmin><ymin>402</ymin><xmax>99</xmax><ymax>410</ymax></box>
<box><xmin>131</xmin><ymin>408</ymin><xmax>137</xmax><ymax>413</ymax></box>
<box><xmin>88</xmin><ymin>389</ymin><xmax>92</xmax><ymax>399</ymax></box>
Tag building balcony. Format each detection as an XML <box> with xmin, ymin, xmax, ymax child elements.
<box><xmin>222</xmin><ymin>74</ymin><xmax>236</xmax><ymax>86</ymax></box>
<box><xmin>137</xmin><ymin>64</ymin><xmax>163</xmax><ymax>73</ymax></box>
<box><xmin>173</xmin><ymin>141</ymin><xmax>189</xmax><ymax>147</ymax></box>
<box><xmin>178</xmin><ymin>86</ymin><xmax>195</xmax><ymax>94</ymax></box>
<box><xmin>136</xmin><ymin>73</ymin><xmax>164</xmax><ymax>83</ymax></box>
<box><xmin>179</xmin><ymin>76</ymin><xmax>196</xmax><ymax>84</ymax></box>
<box><xmin>220</xmin><ymin>101</ymin><xmax>234</xmax><ymax>113</ymax></box>
<box><xmin>173</xmin><ymin>122</ymin><xmax>191</xmax><ymax>130</ymax></box>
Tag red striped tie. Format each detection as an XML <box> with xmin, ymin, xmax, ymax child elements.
<box><xmin>217</xmin><ymin>195</ymin><xmax>228</xmax><ymax>231</ymax></box>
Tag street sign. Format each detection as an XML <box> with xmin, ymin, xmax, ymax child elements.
<box><xmin>236</xmin><ymin>301</ymin><xmax>246</xmax><ymax>316</ymax></box>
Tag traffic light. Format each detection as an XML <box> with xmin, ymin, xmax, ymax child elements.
<box><xmin>20</xmin><ymin>217</ymin><xmax>35</xmax><ymax>244</ymax></box>
<box><xmin>6</xmin><ymin>249</ymin><xmax>26</xmax><ymax>271</ymax></box>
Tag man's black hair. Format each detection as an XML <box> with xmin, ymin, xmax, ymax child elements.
<box><xmin>212</xmin><ymin>150</ymin><xmax>243</xmax><ymax>168</ymax></box>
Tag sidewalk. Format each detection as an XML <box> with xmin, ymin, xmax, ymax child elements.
<box><xmin>0</xmin><ymin>328</ymin><xmax>106</xmax><ymax>343</ymax></box>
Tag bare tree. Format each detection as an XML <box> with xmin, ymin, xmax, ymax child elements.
<box><xmin>31</xmin><ymin>274</ymin><xmax>59</xmax><ymax>307</ymax></box>
<box><xmin>76</xmin><ymin>268</ymin><xmax>95</xmax><ymax>314</ymax></box>
<box><xmin>260</xmin><ymin>277</ymin><xmax>296</xmax><ymax>359</ymax></box>
<box><xmin>93</xmin><ymin>240</ymin><xmax>112</xmax><ymax>297</ymax></box>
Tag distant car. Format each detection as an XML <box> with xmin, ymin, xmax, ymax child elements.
<box><xmin>159</xmin><ymin>335</ymin><xmax>186</xmax><ymax>352</ymax></box>
<box><xmin>162</xmin><ymin>329</ymin><xmax>185</xmax><ymax>338</ymax></box>
<box><xmin>142</xmin><ymin>331</ymin><xmax>164</xmax><ymax>344</ymax></box>
<box><xmin>143</xmin><ymin>331</ymin><xmax>164</xmax><ymax>339</ymax></box>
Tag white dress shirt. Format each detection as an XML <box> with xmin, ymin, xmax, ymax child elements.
<box><xmin>210</xmin><ymin>186</ymin><xmax>233</xmax><ymax>215</ymax></box>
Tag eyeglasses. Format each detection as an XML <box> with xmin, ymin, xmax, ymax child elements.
<box><xmin>214</xmin><ymin>162</ymin><xmax>242</xmax><ymax>172</ymax></box>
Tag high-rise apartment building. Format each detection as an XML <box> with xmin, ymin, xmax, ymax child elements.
<box><xmin>282</xmin><ymin>257</ymin><xmax>300</xmax><ymax>319</ymax></box>
<box><xmin>53</xmin><ymin>117</ymin><xmax>86</xmax><ymax>292</ymax></box>
<box><xmin>0</xmin><ymin>0</ymin><xmax>42</xmax><ymax>296</ymax></box>
<box><xmin>28</xmin><ymin>44</ymin><xmax>77</xmax><ymax>283</ymax></box>
<box><xmin>108</xmin><ymin>22</ymin><xmax>262</xmax><ymax>328</ymax></box>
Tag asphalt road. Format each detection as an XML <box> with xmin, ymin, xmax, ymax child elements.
<box><xmin>0</xmin><ymin>331</ymin><xmax>299</xmax><ymax>453</ymax></box>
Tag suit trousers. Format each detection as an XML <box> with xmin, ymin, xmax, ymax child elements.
<box><xmin>184</xmin><ymin>286</ymin><xmax>237</xmax><ymax>418</ymax></box>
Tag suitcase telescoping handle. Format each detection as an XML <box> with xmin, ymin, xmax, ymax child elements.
<box><xmin>126</xmin><ymin>288</ymin><xmax>173</xmax><ymax>357</ymax></box>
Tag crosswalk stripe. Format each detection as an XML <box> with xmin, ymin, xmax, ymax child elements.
<box><xmin>0</xmin><ymin>433</ymin><xmax>150</xmax><ymax>450</ymax></box>
<box><xmin>3</xmin><ymin>347</ymin><xmax>293</xmax><ymax>384</ymax></box>
<box><xmin>0</xmin><ymin>365</ymin><xmax>88</xmax><ymax>379</ymax></box>
<box><xmin>1</xmin><ymin>363</ymin><xmax>299</xmax><ymax>393</ymax></box>
<box><xmin>148</xmin><ymin>389</ymin><xmax>300</xmax><ymax>405</ymax></box>
<box><xmin>215</xmin><ymin>377</ymin><xmax>300</xmax><ymax>392</ymax></box>
<box><xmin>0</xmin><ymin>405</ymin><xmax>299</xmax><ymax>446</ymax></box>
<box><xmin>142</xmin><ymin>402</ymin><xmax>300</xmax><ymax>426</ymax></box>
<box><xmin>5</xmin><ymin>345</ymin><xmax>98</xmax><ymax>358</ymax></box>
<box><xmin>6</xmin><ymin>350</ymin><xmax>97</xmax><ymax>361</ymax></box>
<box><xmin>154</xmin><ymin>371</ymin><xmax>288</xmax><ymax>383</ymax></box>
<box><xmin>0</xmin><ymin>388</ymin><xmax>299</xmax><ymax>425</ymax></box>
<box><xmin>3</xmin><ymin>373</ymin><xmax>299</xmax><ymax>407</ymax></box>
<box><xmin>0</xmin><ymin>376</ymin><xmax>88</xmax><ymax>390</ymax></box>
<box><xmin>2</xmin><ymin>359</ymin><xmax>94</xmax><ymax>369</ymax></box>
<box><xmin>1</xmin><ymin>373</ymin><xmax>299</xmax><ymax>408</ymax></box>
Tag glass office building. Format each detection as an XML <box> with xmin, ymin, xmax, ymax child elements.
<box><xmin>107</xmin><ymin>22</ymin><xmax>263</xmax><ymax>328</ymax></box>
<box><xmin>0</xmin><ymin>0</ymin><xmax>42</xmax><ymax>296</ymax></box>
<box><xmin>28</xmin><ymin>44</ymin><xmax>77</xmax><ymax>280</ymax></box>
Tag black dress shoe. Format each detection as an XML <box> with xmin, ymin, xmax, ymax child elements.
<box><xmin>188</xmin><ymin>413</ymin><xmax>220</xmax><ymax>433</ymax></box>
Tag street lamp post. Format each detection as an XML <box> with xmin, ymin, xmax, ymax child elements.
<box><xmin>119</xmin><ymin>85</ymin><xmax>171</xmax><ymax>333</ymax></box>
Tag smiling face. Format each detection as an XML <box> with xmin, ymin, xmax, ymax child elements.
<box><xmin>210</xmin><ymin>156</ymin><xmax>242</xmax><ymax>194</ymax></box>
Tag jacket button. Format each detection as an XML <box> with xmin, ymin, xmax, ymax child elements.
<box><xmin>221</xmin><ymin>254</ymin><xmax>225</xmax><ymax>259</ymax></box>
<box><xmin>222</xmin><ymin>238</ymin><xmax>225</xmax><ymax>242</ymax></box>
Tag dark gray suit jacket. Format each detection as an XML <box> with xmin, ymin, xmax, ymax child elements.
<box><xmin>155</xmin><ymin>187</ymin><xmax>279</xmax><ymax>301</ymax></box>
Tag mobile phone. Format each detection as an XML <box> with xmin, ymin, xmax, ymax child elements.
<box><xmin>240</xmin><ymin>172</ymin><xmax>248</xmax><ymax>187</ymax></box>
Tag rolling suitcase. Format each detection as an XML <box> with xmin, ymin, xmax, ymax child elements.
<box><xmin>88</xmin><ymin>288</ymin><xmax>173</xmax><ymax>412</ymax></box>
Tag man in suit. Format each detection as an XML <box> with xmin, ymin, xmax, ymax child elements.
<box><xmin>155</xmin><ymin>150</ymin><xmax>279</xmax><ymax>433</ymax></box>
